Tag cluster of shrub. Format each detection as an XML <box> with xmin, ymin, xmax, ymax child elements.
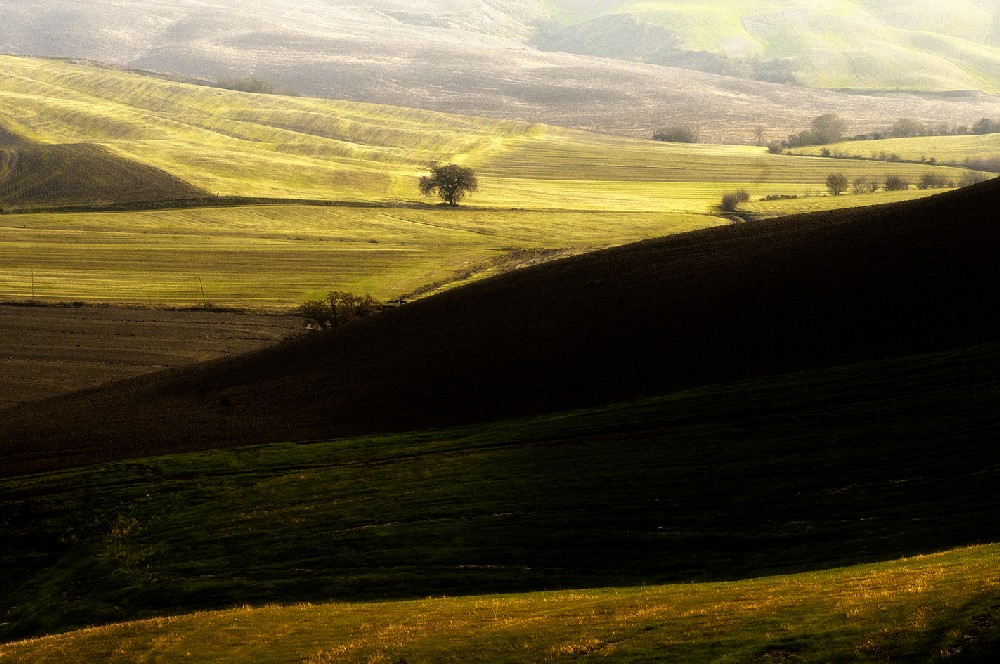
<box><xmin>652</xmin><ymin>127</ymin><xmax>699</xmax><ymax>144</ymax></box>
<box><xmin>828</xmin><ymin>171</ymin><xmax>973</xmax><ymax>195</ymax></box>
<box><xmin>300</xmin><ymin>291</ymin><xmax>385</xmax><ymax>330</ymax></box>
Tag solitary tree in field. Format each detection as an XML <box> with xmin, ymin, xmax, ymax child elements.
<box><xmin>826</xmin><ymin>173</ymin><xmax>848</xmax><ymax>196</ymax></box>
<box><xmin>419</xmin><ymin>163</ymin><xmax>478</xmax><ymax>206</ymax></box>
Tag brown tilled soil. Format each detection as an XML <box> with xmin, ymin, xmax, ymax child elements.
<box><xmin>0</xmin><ymin>305</ymin><xmax>300</xmax><ymax>409</ymax></box>
<box><xmin>1</xmin><ymin>180</ymin><xmax>999</xmax><ymax>476</ymax></box>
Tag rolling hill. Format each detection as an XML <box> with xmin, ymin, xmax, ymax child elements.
<box><xmin>0</xmin><ymin>130</ymin><xmax>203</xmax><ymax>210</ymax></box>
<box><xmin>1</xmin><ymin>3</ymin><xmax>999</xmax><ymax>141</ymax></box>
<box><xmin>3</xmin><ymin>55</ymin><xmax>984</xmax><ymax>310</ymax></box>
<box><xmin>2</xmin><ymin>178</ymin><xmax>998</xmax><ymax>476</ymax></box>
<box><xmin>541</xmin><ymin>0</ymin><xmax>1000</xmax><ymax>92</ymax></box>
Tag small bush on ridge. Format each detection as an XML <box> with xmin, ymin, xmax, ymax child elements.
<box><xmin>300</xmin><ymin>291</ymin><xmax>384</xmax><ymax>330</ymax></box>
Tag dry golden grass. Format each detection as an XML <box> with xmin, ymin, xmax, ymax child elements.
<box><xmin>2</xmin><ymin>545</ymin><xmax>997</xmax><ymax>662</ymax></box>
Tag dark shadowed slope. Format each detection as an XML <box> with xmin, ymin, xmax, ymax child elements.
<box><xmin>2</xmin><ymin>179</ymin><xmax>999</xmax><ymax>475</ymax></box>
<box><xmin>0</xmin><ymin>133</ymin><xmax>203</xmax><ymax>210</ymax></box>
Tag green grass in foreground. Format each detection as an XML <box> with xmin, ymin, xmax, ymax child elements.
<box><xmin>2</xmin><ymin>544</ymin><xmax>999</xmax><ymax>663</ymax></box>
<box><xmin>3</xmin><ymin>343</ymin><xmax>1000</xmax><ymax>642</ymax></box>
<box><xmin>0</xmin><ymin>205</ymin><xmax>718</xmax><ymax>306</ymax></box>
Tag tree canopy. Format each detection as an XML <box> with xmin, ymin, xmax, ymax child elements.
<box><xmin>419</xmin><ymin>164</ymin><xmax>478</xmax><ymax>206</ymax></box>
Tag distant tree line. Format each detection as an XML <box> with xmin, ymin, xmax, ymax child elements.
<box><xmin>860</xmin><ymin>116</ymin><xmax>1000</xmax><ymax>140</ymax></box>
<box><xmin>770</xmin><ymin>114</ymin><xmax>1000</xmax><ymax>153</ymax></box>
<box><xmin>721</xmin><ymin>167</ymin><xmax>987</xmax><ymax>214</ymax></box>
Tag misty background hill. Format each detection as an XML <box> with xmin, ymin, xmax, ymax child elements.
<box><xmin>1</xmin><ymin>1</ymin><xmax>999</xmax><ymax>142</ymax></box>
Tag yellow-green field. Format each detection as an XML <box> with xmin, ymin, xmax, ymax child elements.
<box><xmin>0</xmin><ymin>55</ymin><xmax>969</xmax><ymax>211</ymax></box>
<box><xmin>2</xmin><ymin>544</ymin><xmax>997</xmax><ymax>663</ymax></box>
<box><xmin>0</xmin><ymin>55</ymin><xmax>978</xmax><ymax>306</ymax></box>
<box><xmin>0</xmin><ymin>206</ymin><xmax>718</xmax><ymax>306</ymax></box>
<box><xmin>742</xmin><ymin>188</ymin><xmax>939</xmax><ymax>218</ymax></box>
<box><xmin>793</xmin><ymin>133</ymin><xmax>1000</xmax><ymax>165</ymax></box>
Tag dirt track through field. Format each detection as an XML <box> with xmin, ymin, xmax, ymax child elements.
<box><xmin>0</xmin><ymin>305</ymin><xmax>300</xmax><ymax>409</ymax></box>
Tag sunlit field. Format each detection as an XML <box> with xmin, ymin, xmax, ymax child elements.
<box><xmin>2</xmin><ymin>544</ymin><xmax>997</xmax><ymax>663</ymax></box>
<box><xmin>0</xmin><ymin>205</ymin><xmax>717</xmax><ymax>306</ymax></box>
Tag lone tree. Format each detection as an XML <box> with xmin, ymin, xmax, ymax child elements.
<box><xmin>826</xmin><ymin>173</ymin><xmax>849</xmax><ymax>196</ymax></box>
<box><xmin>419</xmin><ymin>163</ymin><xmax>478</xmax><ymax>206</ymax></box>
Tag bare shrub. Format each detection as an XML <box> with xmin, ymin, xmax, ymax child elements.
<box><xmin>884</xmin><ymin>175</ymin><xmax>910</xmax><ymax>191</ymax></box>
<box><xmin>720</xmin><ymin>189</ymin><xmax>750</xmax><ymax>212</ymax></box>
<box><xmin>300</xmin><ymin>291</ymin><xmax>384</xmax><ymax>330</ymax></box>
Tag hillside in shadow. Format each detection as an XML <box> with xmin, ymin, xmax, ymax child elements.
<box><xmin>1</xmin><ymin>179</ymin><xmax>999</xmax><ymax>475</ymax></box>
<box><xmin>0</xmin><ymin>131</ymin><xmax>203</xmax><ymax>210</ymax></box>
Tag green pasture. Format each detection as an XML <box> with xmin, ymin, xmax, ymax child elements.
<box><xmin>0</xmin><ymin>205</ymin><xmax>718</xmax><ymax>307</ymax></box>
<box><xmin>793</xmin><ymin>133</ymin><xmax>1000</xmax><ymax>165</ymax></box>
<box><xmin>2</xmin><ymin>342</ymin><xmax>999</xmax><ymax>644</ymax></box>
<box><xmin>2</xmin><ymin>543</ymin><xmax>998</xmax><ymax>663</ymax></box>
<box><xmin>0</xmin><ymin>55</ymin><xmax>977</xmax><ymax>306</ymax></box>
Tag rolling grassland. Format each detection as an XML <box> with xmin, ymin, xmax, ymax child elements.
<box><xmin>0</xmin><ymin>206</ymin><xmax>715</xmax><ymax>306</ymax></box>
<box><xmin>2</xmin><ymin>2</ymin><xmax>1000</xmax><ymax>142</ymax></box>
<box><xmin>1</xmin><ymin>342</ymin><xmax>999</xmax><ymax>653</ymax></box>
<box><xmin>1</xmin><ymin>544</ymin><xmax>998</xmax><ymax>662</ymax></box>
<box><xmin>4</xmin><ymin>180</ymin><xmax>999</xmax><ymax>474</ymax></box>
<box><xmin>543</xmin><ymin>0</ymin><xmax>1000</xmax><ymax>92</ymax></box>
<box><xmin>0</xmin><ymin>56</ymin><xmax>977</xmax><ymax>306</ymax></box>
<box><xmin>0</xmin><ymin>55</ymin><xmax>537</xmax><ymax>203</ymax></box>
<box><xmin>0</xmin><ymin>55</ymin><xmax>969</xmax><ymax>210</ymax></box>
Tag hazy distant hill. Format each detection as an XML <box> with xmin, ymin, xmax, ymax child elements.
<box><xmin>1</xmin><ymin>1</ymin><xmax>999</xmax><ymax>141</ymax></box>
<box><xmin>541</xmin><ymin>0</ymin><xmax>1000</xmax><ymax>91</ymax></box>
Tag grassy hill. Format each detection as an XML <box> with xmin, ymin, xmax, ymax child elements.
<box><xmin>2</xmin><ymin>543</ymin><xmax>999</xmax><ymax>661</ymax></box>
<box><xmin>0</xmin><ymin>131</ymin><xmax>203</xmax><ymax>210</ymax></box>
<box><xmin>0</xmin><ymin>206</ymin><xmax>717</xmax><ymax>307</ymax></box>
<box><xmin>2</xmin><ymin>178</ymin><xmax>998</xmax><ymax>475</ymax></box>
<box><xmin>0</xmin><ymin>55</ymin><xmax>980</xmax><ymax>308</ymax></box>
<box><xmin>541</xmin><ymin>0</ymin><xmax>1000</xmax><ymax>93</ymax></box>
<box><xmin>2</xmin><ymin>340</ymin><xmax>999</xmax><ymax>644</ymax></box>
<box><xmin>1</xmin><ymin>79</ymin><xmax>998</xmax><ymax>657</ymax></box>
<box><xmin>0</xmin><ymin>56</ymin><xmax>968</xmax><ymax>208</ymax></box>
<box><xmin>2</xmin><ymin>7</ymin><xmax>1000</xmax><ymax>142</ymax></box>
